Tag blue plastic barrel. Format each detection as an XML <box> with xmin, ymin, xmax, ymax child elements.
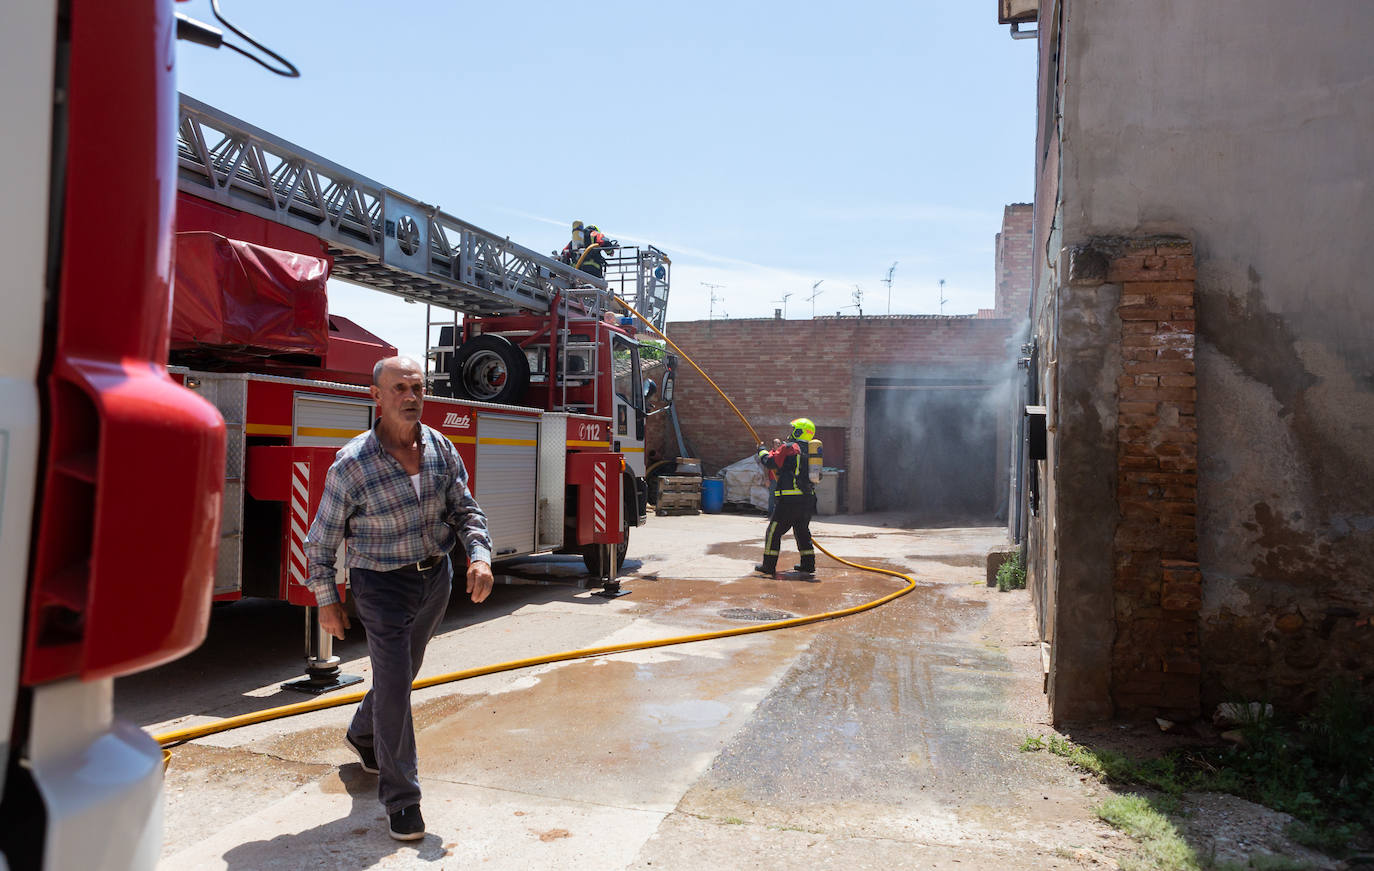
<box><xmin>701</xmin><ymin>477</ymin><xmax>725</xmax><ymax>513</ymax></box>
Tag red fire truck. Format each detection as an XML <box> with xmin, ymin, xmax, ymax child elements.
<box><xmin>1</xmin><ymin>1</ymin><xmax>228</xmax><ymax>868</ymax></box>
<box><xmin>169</xmin><ymin>96</ymin><xmax>674</xmax><ymax>690</ymax></box>
<box><xmin>4</xmin><ymin>0</ymin><xmax>672</xmax><ymax>864</ymax></box>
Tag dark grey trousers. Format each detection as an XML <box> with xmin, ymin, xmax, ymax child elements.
<box><xmin>347</xmin><ymin>557</ymin><xmax>452</xmax><ymax>814</ymax></box>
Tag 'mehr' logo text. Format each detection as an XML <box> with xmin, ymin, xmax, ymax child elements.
<box><xmin>442</xmin><ymin>413</ymin><xmax>472</xmax><ymax>429</ymax></box>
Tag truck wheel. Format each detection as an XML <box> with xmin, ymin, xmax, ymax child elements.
<box><xmin>582</xmin><ymin>513</ymin><xmax>629</xmax><ymax>577</ymax></box>
<box><xmin>450</xmin><ymin>334</ymin><xmax>529</xmax><ymax>404</ymax></box>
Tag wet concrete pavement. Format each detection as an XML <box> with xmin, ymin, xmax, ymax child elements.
<box><xmin>119</xmin><ymin>511</ymin><xmax>1131</xmax><ymax>869</ymax></box>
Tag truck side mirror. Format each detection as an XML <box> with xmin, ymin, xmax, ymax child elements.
<box><xmin>661</xmin><ymin>355</ymin><xmax>677</xmax><ymax>402</ymax></box>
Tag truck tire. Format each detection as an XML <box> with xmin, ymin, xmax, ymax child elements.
<box><xmin>449</xmin><ymin>334</ymin><xmax>529</xmax><ymax>404</ymax></box>
<box><xmin>582</xmin><ymin>510</ymin><xmax>629</xmax><ymax>578</ymax></box>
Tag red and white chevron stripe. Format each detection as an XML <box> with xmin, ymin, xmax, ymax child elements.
<box><xmin>288</xmin><ymin>461</ymin><xmax>309</xmax><ymax>586</ymax></box>
<box><xmin>592</xmin><ymin>459</ymin><xmax>607</xmax><ymax>534</ymax></box>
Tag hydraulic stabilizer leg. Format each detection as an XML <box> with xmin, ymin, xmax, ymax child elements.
<box><xmin>593</xmin><ymin>542</ymin><xmax>630</xmax><ymax>599</ymax></box>
<box><xmin>282</xmin><ymin>605</ymin><xmax>364</xmax><ymax>694</ymax></box>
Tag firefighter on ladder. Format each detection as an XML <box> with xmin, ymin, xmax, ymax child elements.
<box><xmin>755</xmin><ymin>417</ymin><xmax>824</xmax><ymax>579</ymax></box>
<box><xmin>574</xmin><ymin>224</ymin><xmax>615</xmax><ymax>280</ymax></box>
<box><xmin>557</xmin><ymin>220</ymin><xmax>615</xmax><ymax>278</ymax></box>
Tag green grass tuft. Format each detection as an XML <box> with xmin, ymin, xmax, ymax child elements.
<box><xmin>996</xmin><ymin>550</ymin><xmax>1027</xmax><ymax>591</ymax></box>
<box><xmin>1020</xmin><ymin>680</ymin><xmax>1373</xmax><ymax>861</ymax></box>
<box><xmin>1097</xmin><ymin>795</ymin><xmax>1201</xmax><ymax>871</ymax></box>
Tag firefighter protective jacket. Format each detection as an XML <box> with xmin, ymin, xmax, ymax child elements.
<box><xmin>757</xmin><ymin>438</ymin><xmax>823</xmax><ymax>498</ymax></box>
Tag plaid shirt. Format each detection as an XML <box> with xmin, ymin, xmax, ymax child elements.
<box><xmin>305</xmin><ymin>423</ymin><xmax>492</xmax><ymax>607</ymax></box>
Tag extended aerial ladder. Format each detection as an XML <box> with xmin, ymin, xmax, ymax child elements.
<box><xmin>174</xmin><ymin>94</ymin><xmax>673</xmax><ymax>692</ymax></box>
<box><xmin>175</xmin><ymin>94</ymin><xmax>672</xmax><ymax>388</ymax></box>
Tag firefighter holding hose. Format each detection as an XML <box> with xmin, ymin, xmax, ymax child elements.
<box><xmin>755</xmin><ymin>417</ymin><xmax>824</xmax><ymax>579</ymax></box>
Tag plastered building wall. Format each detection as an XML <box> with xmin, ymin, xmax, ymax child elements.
<box><xmin>1027</xmin><ymin>0</ymin><xmax>1374</xmax><ymax>722</ymax></box>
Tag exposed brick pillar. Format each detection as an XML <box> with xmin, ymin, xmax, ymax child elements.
<box><xmin>1110</xmin><ymin>239</ymin><xmax>1201</xmax><ymax>720</ymax></box>
<box><xmin>995</xmin><ymin>203</ymin><xmax>1033</xmax><ymax>319</ymax></box>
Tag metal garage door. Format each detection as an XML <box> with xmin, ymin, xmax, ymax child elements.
<box><xmin>475</xmin><ymin>414</ymin><xmax>538</xmax><ymax>558</ymax></box>
<box><xmin>864</xmin><ymin>378</ymin><xmax>999</xmax><ymax>521</ymax></box>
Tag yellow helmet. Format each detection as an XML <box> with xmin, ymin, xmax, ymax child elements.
<box><xmin>789</xmin><ymin>417</ymin><xmax>816</xmax><ymax>441</ymax></box>
<box><xmin>572</xmin><ymin>220</ymin><xmax>583</xmax><ymax>229</ymax></box>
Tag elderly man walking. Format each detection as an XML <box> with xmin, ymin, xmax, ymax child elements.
<box><xmin>305</xmin><ymin>356</ymin><xmax>495</xmax><ymax>841</ymax></box>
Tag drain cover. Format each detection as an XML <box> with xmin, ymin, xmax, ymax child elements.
<box><xmin>719</xmin><ymin>607</ymin><xmax>794</xmax><ymax>622</ymax></box>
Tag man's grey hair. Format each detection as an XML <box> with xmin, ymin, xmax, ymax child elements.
<box><xmin>372</xmin><ymin>356</ymin><xmax>422</xmax><ymax>386</ymax></box>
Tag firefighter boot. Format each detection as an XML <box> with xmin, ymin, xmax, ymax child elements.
<box><xmin>793</xmin><ymin>563</ymin><xmax>815</xmax><ymax>578</ymax></box>
<box><xmin>754</xmin><ymin>563</ymin><xmax>777</xmax><ymax>578</ymax></box>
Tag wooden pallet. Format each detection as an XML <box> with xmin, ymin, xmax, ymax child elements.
<box><xmin>654</xmin><ymin>471</ymin><xmax>701</xmax><ymax>516</ymax></box>
<box><xmin>655</xmin><ymin>506</ymin><xmax>700</xmax><ymax>517</ymax></box>
<box><xmin>658</xmin><ymin>475</ymin><xmax>702</xmax><ymax>492</ymax></box>
<box><xmin>656</xmin><ymin>491</ymin><xmax>700</xmax><ymax>509</ymax></box>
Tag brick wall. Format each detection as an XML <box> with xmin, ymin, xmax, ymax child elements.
<box><xmin>996</xmin><ymin>204</ymin><xmax>1033</xmax><ymax>319</ymax></box>
<box><xmin>1109</xmin><ymin>239</ymin><xmax>1202</xmax><ymax>719</ymax></box>
<box><xmin>662</xmin><ymin>317</ymin><xmax>1015</xmax><ymax>510</ymax></box>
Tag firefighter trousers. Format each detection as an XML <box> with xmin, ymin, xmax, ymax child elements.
<box><xmin>760</xmin><ymin>495</ymin><xmax>815</xmax><ymax>573</ymax></box>
<box><xmin>347</xmin><ymin>556</ymin><xmax>452</xmax><ymax>814</ymax></box>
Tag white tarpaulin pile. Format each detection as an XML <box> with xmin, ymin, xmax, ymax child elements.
<box><xmin>720</xmin><ymin>454</ymin><xmax>770</xmax><ymax>512</ymax></box>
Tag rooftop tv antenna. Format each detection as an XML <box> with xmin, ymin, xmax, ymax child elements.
<box><xmin>840</xmin><ymin>284</ymin><xmax>863</xmax><ymax>317</ymax></box>
<box><xmin>772</xmin><ymin>291</ymin><xmax>794</xmax><ymax>319</ymax></box>
<box><xmin>882</xmin><ymin>262</ymin><xmax>898</xmax><ymax>314</ymax></box>
<box><xmin>806</xmin><ymin>280</ymin><xmax>824</xmax><ymax>318</ymax></box>
<box><xmin>702</xmin><ymin>282</ymin><xmax>725</xmax><ymax>321</ymax></box>
<box><xmin>938</xmin><ymin>278</ymin><xmax>947</xmax><ymax>316</ymax></box>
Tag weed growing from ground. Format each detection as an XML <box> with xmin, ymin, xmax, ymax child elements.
<box><xmin>996</xmin><ymin>550</ymin><xmax>1026</xmax><ymax>591</ymax></box>
<box><xmin>1020</xmin><ymin>679</ymin><xmax>1372</xmax><ymax>861</ymax></box>
<box><xmin>1096</xmin><ymin>795</ymin><xmax>1200</xmax><ymax>871</ymax></box>
<box><xmin>1208</xmin><ymin>680</ymin><xmax>1372</xmax><ymax>854</ymax></box>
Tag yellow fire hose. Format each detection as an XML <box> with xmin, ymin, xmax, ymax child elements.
<box><xmin>152</xmin><ymin>294</ymin><xmax>917</xmax><ymax>749</ymax></box>
<box><xmin>573</xmin><ymin>240</ymin><xmax>611</xmax><ymax>275</ymax></box>
<box><xmin>612</xmin><ymin>296</ymin><xmax>761</xmax><ymax>445</ymax></box>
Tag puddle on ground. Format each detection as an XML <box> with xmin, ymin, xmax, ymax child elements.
<box><xmin>703</xmin><ymin>539</ymin><xmax>772</xmax><ymax>560</ymax></box>
<box><xmin>640</xmin><ymin>698</ymin><xmax>732</xmax><ymax>733</ymax></box>
<box><xmin>239</xmin><ymin>549</ymin><xmax>1002</xmax><ymax>817</ymax></box>
<box><xmin>720</xmin><ymin>607</ymin><xmax>796</xmax><ymax>621</ymax></box>
<box><xmin>908</xmin><ymin>553</ymin><xmax>988</xmax><ymax>568</ymax></box>
<box><xmin>619</xmin><ymin>564</ymin><xmax>920</xmax><ymax>633</ymax></box>
<box><xmin>408</xmin><ymin>642</ymin><xmax>808</xmax><ymax>808</ymax></box>
<box><xmin>673</xmin><ymin>586</ymin><xmax>1051</xmax><ymax>820</ymax></box>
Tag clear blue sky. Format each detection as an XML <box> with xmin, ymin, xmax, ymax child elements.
<box><xmin>176</xmin><ymin>1</ymin><xmax>1037</xmax><ymax>360</ymax></box>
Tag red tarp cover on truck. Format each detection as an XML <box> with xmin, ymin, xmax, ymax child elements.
<box><xmin>172</xmin><ymin>232</ymin><xmax>329</xmax><ymax>357</ymax></box>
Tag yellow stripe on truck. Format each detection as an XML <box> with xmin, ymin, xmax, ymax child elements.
<box><xmin>445</xmin><ymin>435</ymin><xmax>476</xmax><ymax>445</ymax></box>
<box><xmin>246</xmin><ymin>423</ymin><xmax>293</xmax><ymax>436</ymax></box>
<box><xmin>566</xmin><ymin>440</ymin><xmax>611</xmax><ymax>448</ymax></box>
<box><xmin>297</xmin><ymin>426</ymin><xmax>367</xmax><ymax>439</ymax></box>
<box><xmin>479</xmin><ymin>437</ymin><xmax>537</xmax><ymax>447</ymax></box>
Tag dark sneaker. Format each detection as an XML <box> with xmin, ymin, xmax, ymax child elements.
<box><xmin>793</xmin><ymin>565</ymin><xmax>816</xmax><ymax>577</ymax></box>
<box><xmin>345</xmin><ymin>733</ymin><xmax>378</xmax><ymax>774</ymax></box>
<box><xmin>389</xmin><ymin>804</ymin><xmax>425</xmax><ymax>841</ymax></box>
